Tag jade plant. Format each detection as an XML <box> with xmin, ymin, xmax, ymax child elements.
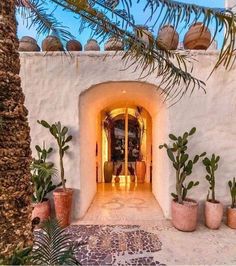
<box><xmin>38</xmin><ymin>120</ymin><xmax>72</xmax><ymax>191</ymax></box>
<box><xmin>228</xmin><ymin>177</ymin><xmax>236</xmax><ymax>208</ymax></box>
<box><xmin>159</xmin><ymin>127</ymin><xmax>206</xmax><ymax>204</ymax></box>
<box><xmin>202</xmin><ymin>154</ymin><xmax>220</xmax><ymax>203</ymax></box>
<box><xmin>31</xmin><ymin>143</ymin><xmax>60</xmax><ymax>203</ymax></box>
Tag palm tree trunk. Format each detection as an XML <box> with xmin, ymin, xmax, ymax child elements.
<box><xmin>0</xmin><ymin>0</ymin><xmax>33</xmax><ymax>257</ymax></box>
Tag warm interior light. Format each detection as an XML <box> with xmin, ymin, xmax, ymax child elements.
<box><xmin>122</xmin><ymin>89</ymin><xmax>127</xmax><ymax>94</ymax></box>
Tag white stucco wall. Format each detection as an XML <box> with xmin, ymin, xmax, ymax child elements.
<box><xmin>20</xmin><ymin>51</ymin><xmax>236</xmax><ymax>220</ymax></box>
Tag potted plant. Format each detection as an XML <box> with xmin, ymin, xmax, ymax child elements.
<box><xmin>31</xmin><ymin>143</ymin><xmax>60</xmax><ymax>224</ymax></box>
<box><xmin>159</xmin><ymin>127</ymin><xmax>206</xmax><ymax>232</ymax></box>
<box><xmin>38</xmin><ymin>120</ymin><xmax>73</xmax><ymax>227</ymax></box>
<box><xmin>227</xmin><ymin>177</ymin><xmax>236</xmax><ymax>229</ymax></box>
<box><xmin>203</xmin><ymin>154</ymin><xmax>223</xmax><ymax>229</ymax></box>
<box><xmin>115</xmin><ymin>164</ymin><xmax>122</xmax><ymax>183</ymax></box>
<box><xmin>128</xmin><ymin>164</ymin><xmax>136</xmax><ymax>183</ymax></box>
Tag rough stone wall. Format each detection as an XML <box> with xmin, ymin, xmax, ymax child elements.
<box><xmin>19</xmin><ymin>51</ymin><xmax>236</xmax><ymax>219</ymax></box>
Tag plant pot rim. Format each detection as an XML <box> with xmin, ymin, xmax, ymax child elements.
<box><xmin>32</xmin><ymin>199</ymin><xmax>49</xmax><ymax>206</ymax></box>
<box><xmin>53</xmin><ymin>188</ymin><xmax>73</xmax><ymax>195</ymax></box>
<box><xmin>227</xmin><ymin>206</ymin><xmax>236</xmax><ymax>210</ymax></box>
<box><xmin>172</xmin><ymin>198</ymin><xmax>198</xmax><ymax>206</ymax></box>
<box><xmin>206</xmin><ymin>200</ymin><xmax>221</xmax><ymax>204</ymax></box>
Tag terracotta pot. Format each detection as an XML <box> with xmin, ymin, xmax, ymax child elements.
<box><xmin>135</xmin><ymin>26</ymin><xmax>153</xmax><ymax>46</ymax></box>
<box><xmin>115</xmin><ymin>176</ymin><xmax>120</xmax><ymax>183</ymax></box>
<box><xmin>157</xmin><ymin>25</ymin><xmax>179</xmax><ymax>50</ymax></box>
<box><xmin>135</xmin><ymin>161</ymin><xmax>146</xmax><ymax>183</ymax></box>
<box><xmin>184</xmin><ymin>22</ymin><xmax>211</xmax><ymax>50</ymax></box>
<box><xmin>66</xmin><ymin>40</ymin><xmax>82</xmax><ymax>51</ymax></box>
<box><xmin>19</xmin><ymin>36</ymin><xmax>40</xmax><ymax>52</ymax></box>
<box><xmin>104</xmin><ymin>37</ymin><xmax>124</xmax><ymax>51</ymax></box>
<box><xmin>171</xmin><ymin>199</ymin><xmax>198</xmax><ymax>232</ymax></box>
<box><xmin>227</xmin><ymin>207</ymin><xmax>236</xmax><ymax>229</ymax></box>
<box><xmin>205</xmin><ymin>200</ymin><xmax>223</xmax><ymax>229</ymax></box>
<box><xmin>104</xmin><ymin>161</ymin><xmax>114</xmax><ymax>183</ymax></box>
<box><xmin>32</xmin><ymin>199</ymin><xmax>51</xmax><ymax>223</ymax></box>
<box><xmin>42</xmin><ymin>36</ymin><xmax>63</xmax><ymax>51</ymax></box>
<box><xmin>84</xmin><ymin>39</ymin><xmax>100</xmax><ymax>51</ymax></box>
<box><xmin>130</xmin><ymin>175</ymin><xmax>136</xmax><ymax>183</ymax></box>
<box><xmin>53</xmin><ymin>188</ymin><xmax>73</xmax><ymax>228</ymax></box>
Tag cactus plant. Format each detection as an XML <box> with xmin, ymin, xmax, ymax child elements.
<box><xmin>38</xmin><ymin>120</ymin><xmax>72</xmax><ymax>191</ymax></box>
<box><xmin>228</xmin><ymin>177</ymin><xmax>236</xmax><ymax>208</ymax></box>
<box><xmin>202</xmin><ymin>154</ymin><xmax>220</xmax><ymax>203</ymax></box>
<box><xmin>31</xmin><ymin>143</ymin><xmax>60</xmax><ymax>203</ymax></box>
<box><xmin>159</xmin><ymin>127</ymin><xmax>206</xmax><ymax>204</ymax></box>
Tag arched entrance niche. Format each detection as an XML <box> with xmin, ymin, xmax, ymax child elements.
<box><xmin>79</xmin><ymin>81</ymin><xmax>171</xmax><ymax>218</ymax></box>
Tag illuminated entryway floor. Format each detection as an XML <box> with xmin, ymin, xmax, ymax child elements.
<box><xmin>77</xmin><ymin>183</ymin><xmax>166</xmax><ymax>226</ymax></box>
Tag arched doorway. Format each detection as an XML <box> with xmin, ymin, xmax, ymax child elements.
<box><xmin>78</xmin><ymin>81</ymin><xmax>170</xmax><ymax>219</ymax></box>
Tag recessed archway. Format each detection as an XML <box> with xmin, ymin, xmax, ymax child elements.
<box><xmin>78</xmin><ymin>81</ymin><xmax>171</xmax><ymax>218</ymax></box>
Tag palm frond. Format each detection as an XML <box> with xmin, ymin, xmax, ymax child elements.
<box><xmin>31</xmin><ymin>219</ymin><xmax>80</xmax><ymax>265</ymax></box>
<box><xmin>16</xmin><ymin>0</ymin><xmax>74</xmax><ymax>41</ymax></box>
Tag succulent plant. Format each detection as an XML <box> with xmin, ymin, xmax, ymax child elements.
<box><xmin>31</xmin><ymin>143</ymin><xmax>60</xmax><ymax>203</ymax></box>
<box><xmin>202</xmin><ymin>154</ymin><xmax>220</xmax><ymax>203</ymax></box>
<box><xmin>159</xmin><ymin>127</ymin><xmax>206</xmax><ymax>204</ymax></box>
<box><xmin>38</xmin><ymin>120</ymin><xmax>72</xmax><ymax>191</ymax></box>
<box><xmin>228</xmin><ymin>177</ymin><xmax>236</xmax><ymax>208</ymax></box>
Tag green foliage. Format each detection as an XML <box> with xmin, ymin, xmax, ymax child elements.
<box><xmin>31</xmin><ymin>143</ymin><xmax>60</xmax><ymax>203</ymax></box>
<box><xmin>202</xmin><ymin>154</ymin><xmax>220</xmax><ymax>203</ymax></box>
<box><xmin>31</xmin><ymin>219</ymin><xmax>80</xmax><ymax>265</ymax></box>
<box><xmin>38</xmin><ymin>120</ymin><xmax>73</xmax><ymax>190</ymax></box>
<box><xmin>159</xmin><ymin>127</ymin><xmax>206</xmax><ymax>204</ymax></box>
<box><xmin>0</xmin><ymin>246</ymin><xmax>32</xmax><ymax>265</ymax></box>
<box><xmin>228</xmin><ymin>177</ymin><xmax>236</xmax><ymax>208</ymax></box>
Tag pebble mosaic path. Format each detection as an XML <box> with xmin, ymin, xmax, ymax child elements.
<box><xmin>66</xmin><ymin>225</ymin><xmax>165</xmax><ymax>266</ymax></box>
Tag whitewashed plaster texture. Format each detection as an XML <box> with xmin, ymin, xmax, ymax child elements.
<box><xmin>19</xmin><ymin>51</ymin><xmax>236</xmax><ymax>220</ymax></box>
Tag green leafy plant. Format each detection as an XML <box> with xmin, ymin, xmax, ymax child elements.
<box><xmin>202</xmin><ymin>154</ymin><xmax>220</xmax><ymax>203</ymax></box>
<box><xmin>228</xmin><ymin>177</ymin><xmax>236</xmax><ymax>208</ymax></box>
<box><xmin>0</xmin><ymin>246</ymin><xmax>32</xmax><ymax>265</ymax></box>
<box><xmin>31</xmin><ymin>219</ymin><xmax>80</xmax><ymax>265</ymax></box>
<box><xmin>31</xmin><ymin>143</ymin><xmax>60</xmax><ymax>203</ymax></box>
<box><xmin>37</xmin><ymin>120</ymin><xmax>73</xmax><ymax>191</ymax></box>
<box><xmin>159</xmin><ymin>127</ymin><xmax>206</xmax><ymax>204</ymax></box>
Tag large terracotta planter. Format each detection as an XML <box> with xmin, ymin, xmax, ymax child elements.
<box><xmin>53</xmin><ymin>188</ymin><xmax>73</xmax><ymax>228</ymax></box>
<box><xmin>104</xmin><ymin>37</ymin><xmax>124</xmax><ymax>51</ymax></box>
<box><xmin>184</xmin><ymin>22</ymin><xmax>211</xmax><ymax>50</ymax></box>
<box><xmin>171</xmin><ymin>199</ymin><xmax>198</xmax><ymax>232</ymax></box>
<box><xmin>157</xmin><ymin>25</ymin><xmax>179</xmax><ymax>50</ymax></box>
<box><xmin>135</xmin><ymin>26</ymin><xmax>153</xmax><ymax>46</ymax></box>
<box><xmin>19</xmin><ymin>36</ymin><xmax>40</xmax><ymax>52</ymax></box>
<box><xmin>84</xmin><ymin>39</ymin><xmax>100</xmax><ymax>51</ymax></box>
<box><xmin>135</xmin><ymin>161</ymin><xmax>146</xmax><ymax>183</ymax></box>
<box><xmin>104</xmin><ymin>161</ymin><xmax>114</xmax><ymax>183</ymax></box>
<box><xmin>32</xmin><ymin>199</ymin><xmax>51</xmax><ymax>223</ymax></box>
<box><xmin>66</xmin><ymin>40</ymin><xmax>82</xmax><ymax>51</ymax></box>
<box><xmin>42</xmin><ymin>36</ymin><xmax>63</xmax><ymax>51</ymax></box>
<box><xmin>205</xmin><ymin>200</ymin><xmax>223</xmax><ymax>229</ymax></box>
<box><xmin>227</xmin><ymin>207</ymin><xmax>236</xmax><ymax>229</ymax></box>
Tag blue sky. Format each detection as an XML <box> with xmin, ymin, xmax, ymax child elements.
<box><xmin>17</xmin><ymin>0</ymin><xmax>225</xmax><ymax>49</ymax></box>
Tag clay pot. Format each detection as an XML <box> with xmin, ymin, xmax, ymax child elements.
<box><xmin>104</xmin><ymin>161</ymin><xmax>114</xmax><ymax>183</ymax></box>
<box><xmin>171</xmin><ymin>199</ymin><xmax>198</xmax><ymax>232</ymax></box>
<box><xmin>157</xmin><ymin>25</ymin><xmax>179</xmax><ymax>50</ymax></box>
<box><xmin>53</xmin><ymin>188</ymin><xmax>73</xmax><ymax>228</ymax></box>
<box><xmin>135</xmin><ymin>161</ymin><xmax>146</xmax><ymax>183</ymax></box>
<box><xmin>42</xmin><ymin>36</ymin><xmax>63</xmax><ymax>51</ymax></box>
<box><xmin>135</xmin><ymin>26</ymin><xmax>153</xmax><ymax>46</ymax></box>
<box><xmin>115</xmin><ymin>176</ymin><xmax>120</xmax><ymax>183</ymax></box>
<box><xmin>205</xmin><ymin>200</ymin><xmax>223</xmax><ymax>229</ymax></box>
<box><xmin>32</xmin><ymin>199</ymin><xmax>51</xmax><ymax>223</ymax></box>
<box><xmin>227</xmin><ymin>207</ymin><xmax>236</xmax><ymax>229</ymax></box>
<box><xmin>130</xmin><ymin>175</ymin><xmax>136</xmax><ymax>183</ymax></box>
<box><xmin>104</xmin><ymin>37</ymin><xmax>124</xmax><ymax>51</ymax></box>
<box><xmin>84</xmin><ymin>39</ymin><xmax>100</xmax><ymax>51</ymax></box>
<box><xmin>66</xmin><ymin>40</ymin><xmax>82</xmax><ymax>51</ymax></box>
<box><xmin>184</xmin><ymin>22</ymin><xmax>211</xmax><ymax>50</ymax></box>
<box><xmin>19</xmin><ymin>36</ymin><xmax>40</xmax><ymax>52</ymax></box>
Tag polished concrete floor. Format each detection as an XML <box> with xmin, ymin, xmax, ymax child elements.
<box><xmin>78</xmin><ymin>183</ymin><xmax>166</xmax><ymax>225</ymax></box>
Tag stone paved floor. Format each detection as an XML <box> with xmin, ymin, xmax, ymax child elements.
<box><xmin>73</xmin><ymin>183</ymin><xmax>236</xmax><ymax>265</ymax></box>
